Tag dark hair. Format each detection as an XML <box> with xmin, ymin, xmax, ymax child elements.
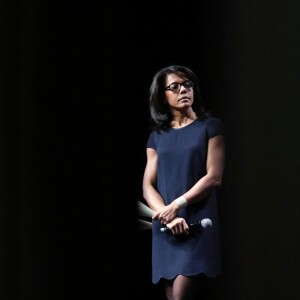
<box><xmin>149</xmin><ymin>65</ymin><xmax>209</xmax><ymax>131</ymax></box>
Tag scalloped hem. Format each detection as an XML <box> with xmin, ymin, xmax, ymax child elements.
<box><xmin>152</xmin><ymin>271</ymin><xmax>221</xmax><ymax>284</ymax></box>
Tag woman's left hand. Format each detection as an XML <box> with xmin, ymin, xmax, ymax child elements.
<box><xmin>152</xmin><ymin>202</ymin><xmax>179</xmax><ymax>225</ymax></box>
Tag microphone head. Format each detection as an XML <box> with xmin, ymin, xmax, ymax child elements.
<box><xmin>201</xmin><ymin>218</ymin><xmax>212</xmax><ymax>228</ymax></box>
<box><xmin>160</xmin><ymin>227</ymin><xmax>168</xmax><ymax>232</ymax></box>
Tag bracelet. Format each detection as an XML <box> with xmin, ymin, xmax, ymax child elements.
<box><xmin>174</xmin><ymin>196</ymin><xmax>188</xmax><ymax>209</ymax></box>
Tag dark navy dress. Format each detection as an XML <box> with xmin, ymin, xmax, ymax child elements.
<box><xmin>146</xmin><ymin>117</ymin><xmax>225</xmax><ymax>284</ymax></box>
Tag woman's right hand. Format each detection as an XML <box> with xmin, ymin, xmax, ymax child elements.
<box><xmin>166</xmin><ymin>217</ymin><xmax>189</xmax><ymax>235</ymax></box>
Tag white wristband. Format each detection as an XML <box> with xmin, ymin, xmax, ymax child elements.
<box><xmin>174</xmin><ymin>196</ymin><xmax>188</xmax><ymax>209</ymax></box>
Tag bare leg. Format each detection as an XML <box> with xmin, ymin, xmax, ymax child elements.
<box><xmin>172</xmin><ymin>274</ymin><xmax>202</xmax><ymax>300</ymax></box>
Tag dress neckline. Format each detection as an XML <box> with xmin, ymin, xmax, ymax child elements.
<box><xmin>171</xmin><ymin>119</ymin><xmax>198</xmax><ymax>131</ymax></box>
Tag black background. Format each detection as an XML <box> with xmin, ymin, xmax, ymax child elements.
<box><xmin>1</xmin><ymin>1</ymin><xmax>300</xmax><ymax>299</ymax></box>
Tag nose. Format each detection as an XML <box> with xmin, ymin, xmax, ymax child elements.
<box><xmin>179</xmin><ymin>84</ymin><xmax>187</xmax><ymax>93</ymax></box>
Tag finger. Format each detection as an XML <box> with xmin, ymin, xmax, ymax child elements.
<box><xmin>159</xmin><ymin>213</ymin><xmax>166</xmax><ymax>221</ymax></box>
<box><xmin>160</xmin><ymin>219</ymin><xmax>167</xmax><ymax>225</ymax></box>
<box><xmin>176</xmin><ymin>222</ymin><xmax>184</xmax><ymax>235</ymax></box>
<box><xmin>179</xmin><ymin>223</ymin><xmax>185</xmax><ymax>234</ymax></box>
<box><xmin>167</xmin><ymin>222</ymin><xmax>176</xmax><ymax>235</ymax></box>
<box><xmin>163</xmin><ymin>215</ymin><xmax>171</xmax><ymax>224</ymax></box>
<box><xmin>176</xmin><ymin>222</ymin><xmax>186</xmax><ymax>235</ymax></box>
<box><xmin>156</xmin><ymin>213</ymin><xmax>165</xmax><ymax>223</ymax></box>
<box><xmin>184</xmin><ymin>223</ymin><xmax>189</xmax><ymax>235</ymax></box>
<box><xmin>172</xmin><ymin>225</ymin><xmax>178</xmax><ymax>235</ymax></box>
<box><xmin>167</xmin><ymin>224</ymin><xmax>175</xmax><ymax>235</ymax></box>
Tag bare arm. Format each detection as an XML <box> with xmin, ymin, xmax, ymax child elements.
<box><xmin>142</xmin><ymin>148</ymin><xmax>166</xmax><ymax>212</ymax></box>
<box><xmin>142</xmin><ymin>147</ymin><xmax>189</xmax><ymax>234</ymax></box>
<box><xmin>183</xmin><ymin>134</ymin><xmax>225</xmax><ymax>204</ymax></box>
<box><xmin>153</xmin><ymin>135</ymin><xmax>225</xmax><ymax>224</ymax></box>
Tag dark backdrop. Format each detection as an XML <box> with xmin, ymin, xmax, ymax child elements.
<box><xmin>1</xmin><ymin>1</ymin><xmax>299</xmax><ymax>299</ymax></box>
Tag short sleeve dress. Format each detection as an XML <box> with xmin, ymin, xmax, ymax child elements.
<box><xmin>146</xmin><ymin>117</ymin><xmax>225</xmax><ymax>284</ymax></box>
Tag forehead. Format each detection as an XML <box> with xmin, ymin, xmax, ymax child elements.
<box><xmin>165</xmin><ymin>72</ymin><xmax>188</xmax><ymax>85</ymax></box>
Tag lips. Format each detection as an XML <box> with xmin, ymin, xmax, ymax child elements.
<box><xmin>178</xmin><ymin>97</ymin><xmax>190</xmax><ymax>102</ymax></box>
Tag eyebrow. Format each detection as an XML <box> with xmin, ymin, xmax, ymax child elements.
<box><xmin>168</xmin><ymin>79</ymin><xmax>188</xmax><ymax>85</ymax></box>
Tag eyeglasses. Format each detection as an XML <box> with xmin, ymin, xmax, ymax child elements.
<box><xmin>165</xmin><ymin>80</ymin><xmax>194</xmax><ymax>93</ymax></box>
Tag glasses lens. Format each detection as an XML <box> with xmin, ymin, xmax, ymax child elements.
<box><xmin>183</xmin><ymin>80</ymin><xmax>193</xmax><ymax>89</ymax></box>
<box><xmin>169</xmin><ymin>83</ymin><xmax>180</xmax><ymax>92</ymax></box>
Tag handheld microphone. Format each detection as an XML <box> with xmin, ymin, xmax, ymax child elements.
<box><xmin>160</xmin><ymin>218</ymin><xmax>212</xmax><ymax>233</ymax></box>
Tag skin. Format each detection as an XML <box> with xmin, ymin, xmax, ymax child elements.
<box><xmin>142</xmin><ymin>73</ymin><xmax>225</xmax><ymax>299</ymax></box>
<box><xmin>165</xmin><ymin>73</ymin><xmax>198</xmax><ymax>128</ymax></box>
<box><xmin>163</xmin><ymin>275</ymin><xmax>203</xmax><ymax>300</ymax></box>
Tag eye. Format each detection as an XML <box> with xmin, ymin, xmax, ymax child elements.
<box><xmin>169</xmin><ymin>83</ymin><xmax>180</xmax><ymax>91</ymax></box>
<box><xmin>184</xmin><ymin>80</ymin><xmax>193</xmax><ymax>88</ymax></box>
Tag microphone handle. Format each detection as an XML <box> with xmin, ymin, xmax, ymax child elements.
<box><xmin>160</xmin><ymin>220</ymin><xmax>205</xmax><ymax>233</ymax></box>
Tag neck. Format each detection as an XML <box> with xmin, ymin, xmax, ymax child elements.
<box><xmin>171</xmin><ymin>108</ymin><xmax>197</xmax><ymax>128</ymax></box>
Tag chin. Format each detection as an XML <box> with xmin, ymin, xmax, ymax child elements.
<box><xmin>179</xmin><ymin>102</ymin><xmax>192</xmax><ymax>108</ymax></box>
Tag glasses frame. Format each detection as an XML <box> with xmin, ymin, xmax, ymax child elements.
<box><xmin>165</xmin><ymin>80</ymin><xmax>194</xmax><ymax>93</ymax></box>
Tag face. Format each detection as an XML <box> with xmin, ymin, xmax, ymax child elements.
<box><xmin>164</xmin><ymin>73</ymin><xmax>194</xmax><ymax>111</ymax></box>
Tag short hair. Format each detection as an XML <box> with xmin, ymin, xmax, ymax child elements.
<box><xmin>148</xmin><ymin>65</ymin><xmax>209</xmax><ymax>131</ymax></box>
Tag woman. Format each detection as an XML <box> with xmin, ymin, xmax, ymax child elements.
<box><xmin>142</xmin><ymin>65</ymin><xmax>226</xmax><ymax>300</ymax></box>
